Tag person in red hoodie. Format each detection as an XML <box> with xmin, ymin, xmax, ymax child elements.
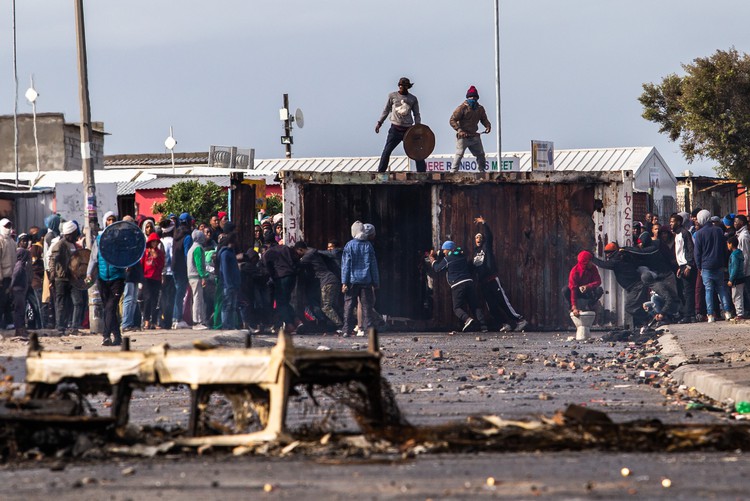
<box><xmin>141</xmin><ymin>232</ymin><xmax>165</xmax><ymax>330</ymax></box>
<box><xmin>562</xmin><ymin>250</ymin><xmax>603</xmax><ymax>316</ymax></box>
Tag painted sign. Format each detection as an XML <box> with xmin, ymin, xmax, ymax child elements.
<box><xmin>531</xmin><ymin>140</ymin><xmax>555</xmax><ymax>171</ymax></box>
<box><xmin>423</xmin><ymin>155</ymin><xmax>521</xmax><ymax>172</ymax></box>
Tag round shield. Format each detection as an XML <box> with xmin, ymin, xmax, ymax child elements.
<box><xmin>69</xmin><ymin>248</ymin><xmax>94</xmax><ymax>290</ymax></box>
<box><xmin>403</xmin><ymin>124</ymin><xmax>436</xmax><ymax>161</ymax></box>
<box><xmin>99</xmin><ymin>221</ymin><xmax>146</xmax><ymax>269</ymax></box>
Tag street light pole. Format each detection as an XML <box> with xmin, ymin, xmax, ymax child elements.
<box><xmin>74</xmin><ymin>0</ymin><xmax>98</xmax><ymax>248</ymax></box>
<box><xmin>494</xmin><ymin>0</ymin><xmax>502</xmax><ymax>162</ymax></box>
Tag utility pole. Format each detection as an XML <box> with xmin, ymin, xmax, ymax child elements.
<box><xmin>74</xmin><ymin>0</ymin><xmax>97</xmax><ymax>247</ymax></box>
<box><xmin>282</xmin><ymin>94</ymin><xmax>292</xmax><ymax>158</ymax></box>
<box><xmin>74</xmin><ymin>0</ymin><xmax>102</xmax><ymax>333</ymax></box>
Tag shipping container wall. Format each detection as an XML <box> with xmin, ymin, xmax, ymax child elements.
<box><xmin>433</xmin><ymin>183</ymin><xmax>595</xmax><ymax>330</ymax></box>
<box><xmin>295</xmin><ymin>183</ymin><xmax>433</xmax><ymax>319</ymax></box>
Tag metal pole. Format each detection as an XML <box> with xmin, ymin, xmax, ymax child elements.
<box><xmin>74</xmin><ymin>0</ymin><xmax>98</xmax><ymax>247</ymax></box>
<box><xmin>74</xmin><ymin>0</ymin><xmax>102</xmax><ymax>334</ymax></box>
<box><xmin>12</xmin><ymin>0</ymin><xmax>19</xmax><ymax>188</ymax></box>
<box><xmin>283</xmin><ymin>93</ymin><xmax>292</xmax><ymax>159</ymax></box>
<box><xmin>169</xmin><ymin>126</ymin><xmax>175</xmax><ymax>175</ymax></box>
<box><xmin>493</xmin><ymin>0</ymin><xmax>501</xmax><ymax>162</ymax></box>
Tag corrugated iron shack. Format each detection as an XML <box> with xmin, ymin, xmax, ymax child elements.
<box><xmin>282</xmin><ymin>170</ymin><xmax>633</xmax><ymax>330</ymax></box>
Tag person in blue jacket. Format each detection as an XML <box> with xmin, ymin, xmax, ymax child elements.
<box><xmin>430</xmin><ymin>240</ymin><xmax>488</xmax><ymax>333</ymax></box>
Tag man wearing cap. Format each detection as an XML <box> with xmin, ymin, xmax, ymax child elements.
<box><xmin>158</xmin><ymin>218</ymin><xmax>176</xmax><ymax>328</ymax></box>
<box><xmin>429</xmin><ymin>240</ymin><xmax>488</xmax><ymax>333</ymax></box>
<box><xmin>49</xmin><ymin>221</ymin><xmax>81</xmax><ymax>335</ymax></box>
<box><xmin>0</xmin><ymin>219</ymin><xmax>16</xmax><ymax>329</ymax></box>
<box><xmin>449</xmin><ymin>86</ymin><xmax>491</xmax><ymax>173</ymax></box>
<box><xmin>87</xmin><ymin>211</ymin><xmax>127</xmax><ymax>345</ymax></box>
<box><xmin>375</xmin><ymin>77</ymin><xmax>427</xmax><ymax>173</ymax></box>
<box><xmin>694</xmin><ymin>209</ymin><xmax>733</xmax><ymax>322</ymax></box>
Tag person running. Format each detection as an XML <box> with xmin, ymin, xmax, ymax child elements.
<box><xmin>472</xmin><ymin>216</ymin><xmax>527</xmax><ymax>332</ymax></box>
<box><xmin>430</xmin><ymin>240</ymin><xmax>488</xmax><ymax>333</ymax></box>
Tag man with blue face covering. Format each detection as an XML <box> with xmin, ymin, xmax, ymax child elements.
<box><xmin>449</xmin><ymin>85</ymin><xmax>491</xmax><ymax>173</ymax></box>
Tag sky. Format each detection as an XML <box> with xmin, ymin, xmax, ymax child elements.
<box><xmin>3</xmin><ymin>0</ymin><xmax>750</xmax><ymax>177</ymax></box>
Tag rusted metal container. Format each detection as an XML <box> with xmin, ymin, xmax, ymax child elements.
<box><xmin>282</xmin><ymin>171</ymin><xmax>632</xmax><ymax>330</ymax></box>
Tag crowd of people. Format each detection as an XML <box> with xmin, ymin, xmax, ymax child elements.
<box><xmin>0</xmin><ymin>209</ymin><xmax>382</xmax><ymax>346</ymax></box>
<box><xmin>570</xmin><ymin>209</ymin><xmax>750</xmax><ymax>328</ymax></box>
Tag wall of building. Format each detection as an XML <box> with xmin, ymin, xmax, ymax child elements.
<box><xmin>0</xmin><ymin>114</ymin><xmax>104</xmax><ymax>172</ymax></box>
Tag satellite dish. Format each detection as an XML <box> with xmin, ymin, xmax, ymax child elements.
<box><xmin>294</xmin><ymin>108</ymin><xmax>304</xmax><ymax>128</ymax></box>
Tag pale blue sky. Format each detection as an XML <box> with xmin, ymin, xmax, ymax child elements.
<box><xmin>3</xmin><ymin>0</ymin><xmax>750</xmax><ymax>176</ymax></box>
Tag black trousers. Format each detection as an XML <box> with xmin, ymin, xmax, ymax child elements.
<box><xmin>142</xmin><ymin>278</ymin><xmax>162</xmax><ymax>325</ymax></box>
<box><xmin>480</xmin><ymin>276</ymin><xmax>522</xmax><ymax>326</ymax></box>
<box><xmin>451</xmin><ymin>280</ymin><xmax>486</xmax><ymax>326</ymax></box>
<box><xmin>678</xmin><ymin>266</ymin><xmax>697</xmax><ymax>318</ymax></box>
<box><xmin>377</xmin><ymin>125</ymin><xmax>427</xmax><ymax>172</ymax></box>
<box><xmin>624</xmin><ymin>282</ymin><xmax>650</xmax><ymax>326</ymax></box>
<box><xmin>159</xmin><ymin>275</ymin><xmax>175</xmax><ymax>328</ymax></box>
<box><xmin>99</xmin><ymin>278</ymin><xmax>124</xmax><ymax>340</ymax></box>
<box><xmin>343</xmin><ymin>284</ymin><xmax>375</xmax><ymax>334</ymax></box>
<box><xmin>562</xmin><ymin>286</ymin><xmax>603</xmax><ymax>311</ymax></box>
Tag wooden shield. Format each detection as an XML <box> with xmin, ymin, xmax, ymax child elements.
<box><xmin>403</xmin><ymin>124</ymin><xmax>435</xmax><ymax>161</ymax></box>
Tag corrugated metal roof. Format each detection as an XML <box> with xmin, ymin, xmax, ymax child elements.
<box><xmin>105</xmin><ymin>152</ymin><xmax>209</xmax><ymax>167</ymax></box>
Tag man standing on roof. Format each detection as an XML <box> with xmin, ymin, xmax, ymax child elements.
<box><xmin>375</xmin><ymin>77</ymin><xmax>427</xmax><ymax>173</ymax></box>
<box><xmin>449</xmin><ymin>86</ymin><xmax>491</xmax><ymax>173</ymax></box>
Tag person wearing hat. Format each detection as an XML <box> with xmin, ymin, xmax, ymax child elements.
<box><xmin>48</xmin><ymin>221</ymin><xmax>82</xmax><ymax>335</ymax></box>
<box><xmin>87</xmin><ymin>211</ymin><xmax>127</xmax><ymax>345</ymax></box>
<box><xmin>375</xmin><ymin>77</ymin><xmax>427</xmax><ymax>173</ymax></box>
<box><xmin>429</xmin><ymin>239</ymin><xmax>487</xmax><ymax>333</ymax></box>
<box><xmin>171</xmin><ymin>213</ymin><xmax>193</xmax><ymax>329</ymax></box>
<box><xmin>0</xmin><ymin>219</ymin><xmax>16</xmax><ymax>330</ymax></box>
<box><xmin>449</xmin><ymin>85</ymin><xmax>491</xmax><ymax>173</ymax></box>
<box><xmin>472</xmin><ymin>216</ymin><xmax>527</xmax><ymax>332</ymax></box>
<box><xmin>158</xmin><ymin>218</ymin><xmax>176</xmax><ymax>329</ymax></box>
<box><xmin>591</xmin><ymin>242</ymin><xmax>650</xmax><ymax>327</ymax></box>
<box><xmin>694</xmin><ymin>209</ymin><xmax>733</xmax><ymax>322</ymax></box>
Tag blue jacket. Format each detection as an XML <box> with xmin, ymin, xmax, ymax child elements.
<box><xmin>341</xmin><ymin>239</ymin><xmax>379</xmax><ymax>287</ymax></box>
<box><xmin>432</xmin><ymin>251</ymin><xmax>473</xmax><ymax>287</ymax></box>
<box><xmin>219</xmin><ymin>246</ymin><xmax>241</xmax><ymax>290</ymax></box>
<box><xmin>729</xmin><ymin>249</ymin><xmax>744</xmax><ymax>283</ymax></box>
<box><xmin>95</xmin><ymin>234</ymin><xmax>126</xmax><ymax>281</ymax></box>
<box><xmin>694</xmin><ymin>225</ymin><xmax>727</xmax><ymax>271</ymax></box>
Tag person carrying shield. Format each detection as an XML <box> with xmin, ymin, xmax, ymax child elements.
<box><xmin>375</xmin><ymin>77</ymin><xmax>427</xmax><ymax>173</ymax></box>
<box><xmin>87</xmin><ymin>211</ymin><xmax>126</xmax><ymax>346</ymax></box>
<box><xmin>449</xmin><ymin>85</ymin><xmax>491</xmax><ymax>173</ymax></box>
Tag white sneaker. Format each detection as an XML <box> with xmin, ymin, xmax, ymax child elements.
<box><xmin>724</xmin><ymin>311</ymin><xmax>733</xmax><ymax>321</ymax></box>
<box><xmin>499</xmin><ymin>324</ymin><xmax>512</xmax><ymax>332</ymax></box>
<box><xmin>462</xmin><ymin>318</ymin><xmax>476</xmax><ymax>332</ymax></box>
<box><xmin>176</xmin><ymin>321</ymin><xmax>190</xmax><ymax>329</ymax></box>
<box><xmin>707</xmin><ymin>314</ymin><xmax>716</xmax><ymax>323</ymax></box>
<box><xmin>171</xmin><ymin>321</ymin><xmax>178</xmax><ymax>330</ymax></box>
<box><xmin>192</xmin><ymin>324</ymin><xmax>208</xmax><ymax>330</ymax></box>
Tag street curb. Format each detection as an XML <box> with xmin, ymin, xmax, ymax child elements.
<box><xmin>659</xmin><ymin>333</ymin><xmax>750</xmax><ymax>403</ymax></box>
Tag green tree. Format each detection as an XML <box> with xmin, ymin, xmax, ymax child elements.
<box><xmin>639</xmin><ymin>48</ymin><xmax>750</xmax><ymax>185</ymax></box>
<box><xmin>265</xmin><ymin>194</ymin><xmax>283</xmax><ymax>217</ymax></box>
<box><xmin>152</xmin><ymin>180</ymin><xmax>228</xmax><ymax>224</ymax></box>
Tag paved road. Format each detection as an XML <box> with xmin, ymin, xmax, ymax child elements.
<box><xmin>0</xmin><ymin>328</ymin><xmax>747</xmax><ymax>500</ymax></box>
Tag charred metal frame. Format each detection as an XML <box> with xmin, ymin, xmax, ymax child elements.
<box><xmin>23</xmin><ymin>329</ymin><xmax>383</xmax><ymax>444</ymax></box>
